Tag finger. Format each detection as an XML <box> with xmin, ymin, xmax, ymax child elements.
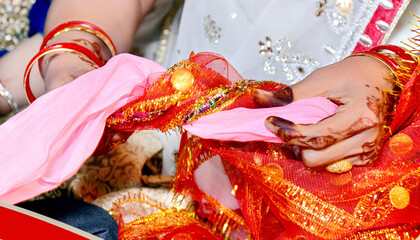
<box><xmin>265</xmin><ymin>105</ymin><xmax>378</xmax><ymax>149</ymax></box>
<box><xmin>290</xmin><ymin>69</ymin><xmax>337</xmax><ymax>101</ymax></box>
<box><xmin>253</xmin><ymin>87</ymin><xmax>293</xmax><ymax>108</ymax></box>
<box><xmin>300</xmin><ymin>127</ymin><xmax>380</xmax><ymax>168</ymax></box>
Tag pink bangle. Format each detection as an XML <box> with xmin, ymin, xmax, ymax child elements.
<box><xmin>24</xmin><ymin>43</ymin><xmax>103</xmax><ymax>103</ymax></box>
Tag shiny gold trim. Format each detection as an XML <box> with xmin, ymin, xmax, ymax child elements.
<box><xmin>342</xmin><ymin>224</ymin><xmax>420</xmax><ymax>240</ymax></box>
<box><xmin>208</xmin><ymin>142</ymin><xmax>420</xmax><ymax>239</ymax></box>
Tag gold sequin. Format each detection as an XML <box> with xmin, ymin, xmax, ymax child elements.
<box><xmin>254</xmin><ymin>155</ymin><xmax>263</xmax><ymax>166</ymax></box>
<box><xmin>326</xmin><ymin>159</ymin><xmax>352</xmax><ymax>173</ymax></box>
<box><xmin>231</xmin><ymin>185</ymin><xmax>238</xmax><ymax>197</ymax></box>
<box><xmin>389</xmin><ymin>133</ymin><xmax>414</xmax><ymax>155</ymax></box>
<box><xmin>389</xmin><ymin>186</ymin><xmax>410</xmax><ymax>209</ymax></box>
<box><xmin>264</xmin><ymin>162</ymin><xmax>284</xmax><ymax>179</ymax></box>
<box><xmin>171</xmin><ymin>68</ymin><xmax>195</xmax><ymax>91</ymax></box>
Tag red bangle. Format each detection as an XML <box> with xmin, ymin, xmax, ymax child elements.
<box><xmin>24</xmin><ymin>43</ymin><xmax>103</xmax><ymax>103</ymax></box>
<box><xmin>369</xmin><ymin>45</ymin><xmax>417</xmax><ymax>69</ymax></box>
<box><xmin>41</xmin><ymin>21</ymin><xmax>117</xmax><ymax>56</ymax></box>
<box><xmin>350</xmin><ymin>51</ymin><xmax>400</xmax><ymax>71</ymax></box>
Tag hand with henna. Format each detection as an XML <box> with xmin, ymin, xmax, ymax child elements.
<box><xmin>254</xmin><ymin>56</ymin><xmax>395</xmax><ymax>168</ymax></box>
<box><xmin>40</xmin><ymin>38</ymin><xmax>108</xmax><ymax>92</ymax></box>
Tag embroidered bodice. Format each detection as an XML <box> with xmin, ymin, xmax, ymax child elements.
<box><xmin>158</xmin><ymin>0</ymin><xmax>412</xmax><ymax>85</ymax></box>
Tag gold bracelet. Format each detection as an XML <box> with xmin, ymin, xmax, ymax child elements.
<box><xmin>346</xmin><ymin>52</ymin><xmax>399</xmax><ymax>80</ymax></box>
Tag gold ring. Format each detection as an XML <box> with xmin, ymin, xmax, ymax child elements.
<box><xmin>326</xmin><ymin>159</ymin><xmax>352</xmax><ymax>174</ymax></box>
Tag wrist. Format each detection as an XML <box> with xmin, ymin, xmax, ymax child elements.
<box><xmin>348</xmin><ymin>45</ymin><xmax>417</xmax><ymax>90</ymax></box>
<box><xmin>358</xmin><ymin>55</ymin><xmax>395</xmax><ymax>90</ymax></box>
<box><xmin>344</xmin><ymin>55</ymin><xmax>395</xmax><ymax>91</ymax></box>
<box><xmin>42</xmin><ymin>51</ymin><xmax>97</xmax><ymax>92</ymax></box>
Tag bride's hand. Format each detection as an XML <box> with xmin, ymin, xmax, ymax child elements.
<box><xmin>41</xmin><ymin>52</ymin><xmax>98</xmax><ymax>92</ymax></box>
<box><xmin>254</xmin><ymin>56</ymin><xmax>394</xmax><ymax>168</ymax></box>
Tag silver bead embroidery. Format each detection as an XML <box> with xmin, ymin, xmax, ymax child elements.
<box><xmin>325</xmin><ymin>8</ymin><xmax>351</xmax><ymax>34</ymax></box>
<box><xmin>324</xmin><ymin>0</ymin><xmax>355</xmax><ymax>34</ymax></box>
<box><xmin>318</xmin><ymin>0</ymin><xmax>387</xmax><ymax>61</ymax></box>
<box><xmin>259</xmin><ymin>37</ymin><xmax>319</xmax><ymax>84</ymax></box>
<box><xmin>0</xmin><ymin>0</ymin><xmax>35</xmax><ymax>52</ymax></box>
<box><xmin>203</xmin><ymin>15</ymin><xmax>222</xmax><ymax>44</ymax></box>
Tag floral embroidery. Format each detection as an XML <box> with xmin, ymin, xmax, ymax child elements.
<box><xmin>259</xmin><ymin>37</ymin><xmax>319</xmax><ymax>84</ymax></box>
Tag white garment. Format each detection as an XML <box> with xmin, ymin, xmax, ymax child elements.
<box><xmin>165</xmin><ymin>0</ymin><xmax>417</xmax><ymax>84</ymax></box>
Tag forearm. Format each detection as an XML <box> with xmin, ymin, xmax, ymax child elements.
<box><xmin>45</xmin><ymin>0</ymin><xmax>155</xmax><ymax>53</ymax></box>
<box><xmin>41</xmin><ymin>0</ymin><xmax>155</xmax><ymax>92</ymax></box>
<box><xmin>0</xmin><ymin>34</ymin><xmax>44</xmax><ymax>114</ymax></box>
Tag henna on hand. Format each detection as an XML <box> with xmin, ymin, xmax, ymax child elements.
<box><xmin>300</xmin><ymin>135</ymin><xmax>337</xmax><ymax>149</ymax></box>
<box><xmin>360</xmin><ymin>141</ymin><xmax>378</xmax><ymax>163</ymax></box>
<box><xmin>73</xmin><ymin>38</ymin><xmax>107</xmax><ymax>64</ymax></box>
<box><xmin>265</xmin><ymin>115</ymin><xmax>378</xmax><ymax>150</ymax></box>
<box><xmin>265</xmin><ymin>116</ymin><xmax>303</xmax><ymax>142</ymax></box>
<box><xmin>261</xmin><ymin>55</ymin><xmax>396</xmax><ymax>167</ymax></box>
<box><xmin>253</xmin><ymin>87</ymin><xmax>293</xmax><ymax>107</ymax></box>
<box><xmin>328</xmin><ymin>117</ymin><xmax>377</xmax><ymax>138</ymax></box>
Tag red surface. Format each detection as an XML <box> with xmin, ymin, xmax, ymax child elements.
<box><xmin>0</xmin><ymin>205</ymin><xmax>89</xmax><ymax>240</ymax></box>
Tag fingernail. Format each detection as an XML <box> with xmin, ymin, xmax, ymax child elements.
<box><xmin>272</xmin><ymin>87</ymin><xmax>293</xmax><ymax>104</ymax></box>
<box><xmin>265</xmin><ymin>116</ymin><xmax>297</xmax><ymax>142</ymax></box>
<box><xmin>253</xmin><ymin>87</ymin><xmax>293</xmax><ymax>107</ymax></box>
<box><xmin>326</xmin><ymin>97</ymin><xmax>343</xmax><ymax>106</ymax></box>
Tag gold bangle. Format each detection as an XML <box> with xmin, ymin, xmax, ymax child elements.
<box><xmin>326</xmin><ymin>159</ymin><xmax>352</xmax><ymax>174</ymax></box>
<box><xmin>347</xmin><ymin>52</ymin><xmax>398</xmax><ymax>76</ymax></box>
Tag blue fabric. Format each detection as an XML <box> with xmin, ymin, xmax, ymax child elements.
<box><xmin>28</xmin><ymin>0</ymin><xmax>51</xmax><ymax>36</ymax></box>
<box><xmin>0</xmin><ymin>0</ymin><xmax>50</xmax><ymax>58</ymax></box>
<box><xmin>0</xmin><ymin>50</ymin><xmax>8</xmax><ymax>58</ymax></box>
<box><xmin>18</xmin><ymin>198</ymin><xmax>118</xmax><ymax>240</ymax></box>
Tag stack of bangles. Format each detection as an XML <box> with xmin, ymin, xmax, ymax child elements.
<box><xmin>326</xmin><ymin>44</ymin><xmax>418</xmax><ymax>174</ymax></box>
<box><xmin>347</xmin><ymin>45</ymin><xmax>417</xmax><ymax>88</ymax></box>
<box><xmin>24</xmin><ymin>21</ymin><xmax>117</xmax><ymax>103</ymax></box>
